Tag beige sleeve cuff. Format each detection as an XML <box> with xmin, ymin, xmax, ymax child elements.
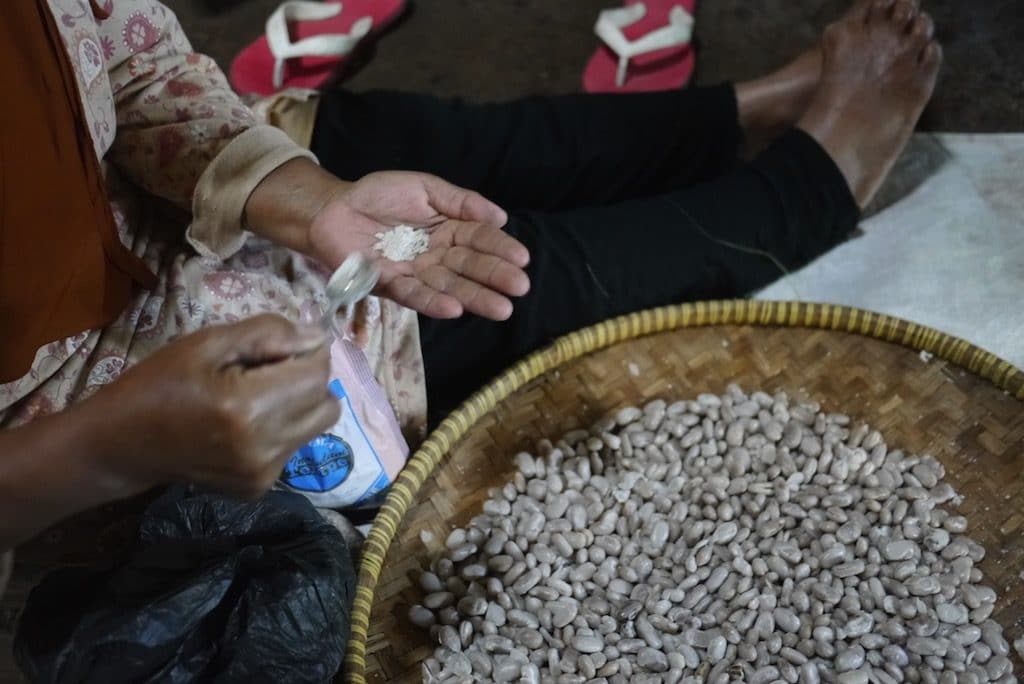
<box><xmin>188</xmin><ymin>126</ymin><xmax>317</xmax><ymax>260</ymax></box>
<box><xmin>251</xmin><ymin>89</ymin><xmax>321</xmax><ymax>150</ymax></box>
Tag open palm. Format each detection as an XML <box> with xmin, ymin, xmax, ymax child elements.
<box><xmin>308</xmin><ymin>171</ymin><xmax>531</xmax><ymax>320</ymax></box>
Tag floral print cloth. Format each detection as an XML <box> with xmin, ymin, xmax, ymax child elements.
<box><xmin>0</xmin><ymin>0</ymin><xmax>428</xmax><ymax>441</ymax></box>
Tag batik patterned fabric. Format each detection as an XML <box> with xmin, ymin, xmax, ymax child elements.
<box><xmin>0</xmin><ymin>0</ymin><xmax>427</xmax><ymax>442</ymax></box>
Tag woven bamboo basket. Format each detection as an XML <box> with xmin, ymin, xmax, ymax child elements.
<box><xmin>345</xmin><ymin>301</ymin><xmax>1024</xmax><ymax>683</ymax></box>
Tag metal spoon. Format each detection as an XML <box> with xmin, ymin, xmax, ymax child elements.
<box><xmin>320</xmin><ymin>253</ymin><xmax>381</xmax><ymax>336</ymax></box>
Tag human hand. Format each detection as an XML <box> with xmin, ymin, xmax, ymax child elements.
<box><xmin>95</xmin><ymin>315</ymin><xmax>339</xmax><ymax>499</ymax></box>
<box><xmin>308</xmin><ymin>171</ymin><xmax>531</xmax><ymax>320</ymax></box>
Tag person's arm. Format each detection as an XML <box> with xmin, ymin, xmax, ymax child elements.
<box><xmin>101</xmin><ymin>1</ymin><xmax>529</xmax><ymax>317</ymax></box>
<box><xmin>0</xmin><ymin>392</ymin><xmax>143</xmax><ymax>551</ymax></box>
<box><xmin>240</xmin><ymin>158</ymin><xmax>345</xmax><ymax>258</ymax></box>
<box><xmin>100</xmin><ymin>1</ymin><xmax>317</xmax><ymax>260</ymax></box>
<box><xmin>0</xmin><ymin>316</ymin><xmax>338</xmax><ymax>553</ymax></box>
<box><xmin>245</xmin><ymin>162</ymin><xmax>532</xmax><ymax>320</ymax></box>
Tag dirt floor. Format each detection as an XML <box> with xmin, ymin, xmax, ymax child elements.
<box><xmin>171</xmin><ymin>0</ymin><xmax>1024</xmax><ymax>131</ymax></box>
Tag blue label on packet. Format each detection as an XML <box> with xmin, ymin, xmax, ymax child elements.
<box><xmin>281</xmin><ymin>376</ymin><xmax>395</xmax><ymax>507</ymax></box>
<box><xmin>281</xmin><ymin>379</ymin><xmax>352</xmax><ymax>493</ymax></box>
<box><xmin>282</xmin><ymin>434</ymin><xmax>354</xmax><ymax>493</ymax></box>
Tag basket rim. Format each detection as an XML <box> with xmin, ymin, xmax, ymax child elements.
<box><xmin>343</xmin><ymin>299</ymin><xmax>1024</xmax><ymax>682</ymax></box>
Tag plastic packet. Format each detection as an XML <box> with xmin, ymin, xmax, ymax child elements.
<box><xmin>280</xmin><ymin>331</ymin><xmax>409</xmax><ymax>508</ymax></box>
<box><xmin>280</xmin><ymin>258</ymin><xmax>410</xmax><ymax>509</ymax></box>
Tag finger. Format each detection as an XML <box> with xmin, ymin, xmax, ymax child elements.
<box><xmin>441</xmin><ymin>246</ymin><xmax>531</xmax><ymax>298</ymax></box>
<box><xmin>451</xmin><ymin>221</ymin><xmax>531</xmax><ymax>269</ymax></box>
<box><xmin>268</xmin><ymin>397</ymin><xmax>343</xmax><ymax>467</ymax></box>
<box><xmin>239</xmin><ymin>343</ymin><xmax>334</xmax><ymax>420</ymax></box>
<box><xmin>385</xmin><ymin>275</ymin><xmax>464</xmax><ymax>319</ymax></box>
<box><xmin>205</xmin><ymin>314</ymin><xmax>327</xmax><ymax>367</ymax></box>
<box><xmin>419</xmin><ymin>175</ymin><xmax>509</xmax><ymax>227</ymax></box>
<box><xmin>220</xmin><ymin>393</ymin><xmax>341</xmax><ymax>501</ymax></box>
<box><xmin>227</xmin><ymin>397</ymin><xmax>341</xmax><ymax>500</ymax></box>
<box><xmin>418</xmin><ymin>264</ymin><xmax>515</xmax><ymax>321</ymax></box>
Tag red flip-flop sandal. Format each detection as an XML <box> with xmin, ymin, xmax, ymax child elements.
<box><xmin>583</xmin><ymin>0</ymin><xmax>697</xmax><ymax>94</ymax></box>
<box><xmin>230</xmin><ymin>0</ymin><xmax>407</xmax><ymax>96</ymax></box>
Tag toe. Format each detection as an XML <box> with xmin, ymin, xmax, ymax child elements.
<box><xmin>908</xmin><ymin>12</ymin><xmax>935</xmax><ymax>47</ymax></box>
<box><xmin>867</xmin><ymin>0</ymin><xmax>895</xmax><ymax>24</ymax></box>
<box><xmin>890</xmin><ymin>0</ymin><xmax>919</xmax><ymax>26</ymax></box>
<box><xmin>920</xmin><ymin>40</ymin><xmax>943</xmax><ymax>70</ymax></box>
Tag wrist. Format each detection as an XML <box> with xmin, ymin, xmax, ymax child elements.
<box><xmin>74</xmin><ymin>382</ymin><xmax>161</xmax><ymax>499</ymax></box>
<box><xmin>243</xmin><ymin>157</ymin><xmax>352</xmax><ymax>259</ymax></box>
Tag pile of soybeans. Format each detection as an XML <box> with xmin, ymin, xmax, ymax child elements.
<box><xmin>408</xmin><ymin>385</ymin><xmax>1018</xmax><ymax>684</ymax></box>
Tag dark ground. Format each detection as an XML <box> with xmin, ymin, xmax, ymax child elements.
<box><xmin>170</xmin><ymin>0</ymin><xmax>1024</xmax><ymax>131</ymax></box>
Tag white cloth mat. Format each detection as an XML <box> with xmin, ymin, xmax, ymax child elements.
<box><xmin>757</xmin><ymin>133</ymin><xmax>1024</xmax><ymax>370</ymax></box>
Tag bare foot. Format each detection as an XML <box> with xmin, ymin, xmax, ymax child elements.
<box><xmin>734</xmin><ymin>0</ymin><xmax>875</xmax><ymax>153</ymax></box>
<box><xmin>736</xmin><ymin>48</ymin><xmax>821</xmax><ymax>140</ymax></box>
<box><xmin>797</xmin><ymin>0</ymin><xmax>942</xmax><ymax>207</ymax></box>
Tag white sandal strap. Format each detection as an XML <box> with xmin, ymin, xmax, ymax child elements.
<box><xmin>266</xmin><ymin>1</ymin><xmax>373</xmax><ymax>89</ymax></box>
<box><xmin>595</xmin><ymin>3</ymin><xmax>694</xmax><ymax>88</ymax></box>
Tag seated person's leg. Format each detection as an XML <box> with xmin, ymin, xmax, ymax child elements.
<box><xmin>420</xmin><ymin>0</ymin><xmax>941</xmax><ymax>425</ymax></box>
<box><xmin>310</xmin><ymin>87</ymin><xmax>741</xmax><ymax>211</ymax></box>
<box><xmin>308</xmin><ymin>46</ymin><xmax>821</xmax><ymax>212</ymax></box>
<box><xmin>420</xmin><ymin>129</ymin><xmax>858</xmax><ymax>425</ymax></box>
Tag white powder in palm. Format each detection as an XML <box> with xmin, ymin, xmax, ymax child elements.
<box><xmin>374</xmin><ymin>225</ymin><xmax>430</xmax><ymax>261</ymax></box>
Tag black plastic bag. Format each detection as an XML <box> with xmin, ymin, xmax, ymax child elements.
<box><xmin>15</xmin><ymin>487</ymin><xmax>355</xmax><ymax>684</ymax></box>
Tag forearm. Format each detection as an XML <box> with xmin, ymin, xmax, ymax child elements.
<box><xmin>243</xmin><ymin>157</ymin><xmax>351</xmax><ymax>259</ymax></box>
<box><xmin>0</xmin><ymin>394</ymin><xmax>145</xmax><ymax>551</ymax></box>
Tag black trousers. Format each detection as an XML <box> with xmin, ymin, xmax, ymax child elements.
<box><xmin>310</xmin><ymin>85</ymin><xmax>859</xmax><ymax>427</ymax></box>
